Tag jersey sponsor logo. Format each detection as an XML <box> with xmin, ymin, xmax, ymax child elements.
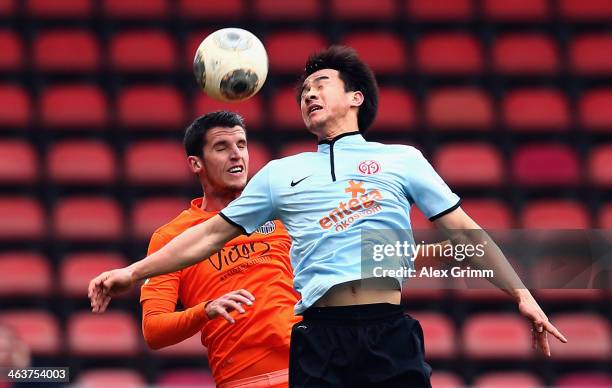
<box><xmin>358</xmin><ymin>160</ymin><xmax>381</xmax><ymax>175</ymax></box>
<box><xmin>205</xmin><ymin>242</ymin><xmax>271</xmax><ymax>271</ymax></box>
<box><xmin>319</xmin><ymin>180</ymin><xmax>383</xmax><ymax>232</ymax></box>
<box><xmin>255</xmin><ymin>220</ymin><xmax>276</xmax><ymax>235</ymax></box>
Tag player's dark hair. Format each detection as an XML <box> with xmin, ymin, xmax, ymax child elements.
<box><xmin>184</xmin><ymin>110</ymin><xmax>246</xmax><ymax>157</ymax></box>
<box><xmin>296</xmin><ymin>45</ymin><xmax>379</xmax><ymax>134</ymax></box>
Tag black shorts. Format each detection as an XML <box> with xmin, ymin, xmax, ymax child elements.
<box><xmin>289</xmin><ymin>303</ymin><xmax>432</xmax><ymax>388</ymax></box>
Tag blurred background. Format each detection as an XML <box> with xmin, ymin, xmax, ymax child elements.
<box><xmin>0</xmin><ymin>0</ymin><xmax>610</xmax><ymax>387</ymax></box>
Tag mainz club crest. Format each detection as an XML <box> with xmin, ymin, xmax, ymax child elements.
<box><xmin>358</xmin><ymin>160</ymin><xmax>381</xmax><ymax>175</ymax></box>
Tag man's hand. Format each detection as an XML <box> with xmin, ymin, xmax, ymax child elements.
<box><xmin>205</xmin><ymin>289</ymin><xmax>255</xmax><ymax>324</ymax></box>
<box><xmin>517</xmin><ymin>290</ymin><xmax>568</xmax><ymax>356</ymax></box>
<box><xmin>88</xmin><ymin>267</ymin><xmax>135</xmax><ymax>313</ymax></box>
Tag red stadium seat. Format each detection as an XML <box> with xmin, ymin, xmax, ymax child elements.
<box><xmin>493</xmin><ymin>34</ymin><xmax>559</xmax><ymax>75</ymax></box>
<box><xmin>267</xmin><ymin>31</ymin><xmax>328</xmax><ymax>74</ymax></box>
<box><xmin>193</xmin><ymin>94</ymin><xmax>263</xmax><ymax>129</ymax></box>
<box><xmin>41</xmin><ymin>84</ymin><xmax>108</xmax><ymax>129</ymax></box>
<box><xmin>0</xmin><ymin>30</ymin><xmax>22</xmax><ymax>71</ymax></box>
<box><xmin>503</xmin><ymin>89</ymin><xmax>569</xmax><ymax>131</ymax></box>
<box><xmin>430</xmin><ymin>372</ymin><xmax>464</xmax><ymax>388</ymax></box>
<box><xmin>410</xmin><ymin>206</ymin><xmax>434</xmax><ymax>230</ymax></box>
<box><xmin>520</xmin><ymin>200</ymin><xmax>590</xmax><ymax>229</ymax></box>
<box><xmin>118</xmin><ymin>86</ymin><xmax>185</xmax><ymax>129</ymax></box>
<box><xmin>0</xmin><ymin>0</ymin><xmax>14</xmax><ymax>16</ymax></box>
<box><xmin>157</xmin><ymin>370</ymin><xmax>215</xmax><ymax>387</ymax></box>
<box><xmin>272</xmin><ymin>87</ymin><xmax>303</xmax><ymax>130</ymax></box>
<box><xmin>531</xmin><ymin>256</ymin><xmax>603</xmax><ymax>302</ymax></box>
<box><xmin>0</xmin><ymin>140</ymin><xmax>37</xmax><ymax>184</ymax></box>
<box><xmin>598</xmin><ymin>202</ymin><xmax>612</xmax><ymax>228</ymax></box>
<box><xmin>131</xmin><ymin>197</ymin><xmax>188</xmax><ymax>239</ymax></box>
<box><xmin>556</xmin><ymin>373</ymin><xmax>612</xmax><ymax>388</ymax></box>
<box><xmin>110</xmin><ymin>30</ymin><xmax>176</xmax><ymax>72</ymax></box>
<box><xmin>26</xmin><ymin>0</ymin><xmax>92</xmax><ymax>18</ymax></box>
<box><xmin>0</xmin><ymin>252</ymin><xmax>51</xmax><ymax>297</ymax></box>
<box><xmin>410</xmin><ymin>312</ymin><xmax>457</xmax><ymax>359</ymax></box>
<box><xmin>579</xmin><ymin>89</ymin><xmax>612</xmax><ymax>131</ymax></box>
<box><xmin>589</xmin><ymin>145</ymin><xmax>612</xmax><ymax>187</ymax></box>
<box><xmin>53</xmin><ymin>197</ymin><xmax>123</xmax><ymax>241</ymax></box>
<box><xmin>77</xmin><ymin>369</ymin><xmax>146</xmax><ymax>388</ymax></box>
<box><xmin>68</xmin><ymin>311</ymin><xmax>140</xmax><ymax>356</ymax></box>
<box><xmin>548</xmin><ymin>313</ymin><xmax>611</xmax><ymax>360</ymax></box>
<box><xmin>103</xmin><ymin>0</ymin><xmax>169</xmax><ymax>19</ymax></box>
<box><xmin>254</xmin><ymin>0</ymin><xmax>320</xmax><ymax>20</ymax></box>
<box><xmin>560</xmin><ymin>0</ymin><xmax>612</xmax><ymax>21</ymax></box>
<box><xmin>463</xmin><ymin>314</ymin><xmax>531</xmax><ymax>359</ymax></box>
<box><xmin>416</xmin><ymin>33</ymin><xmax>483</xmax><ymax>74</ymax></box>
<box><xmin>473</xmin><ymin>372</ymin><xmax>542</xmax><ymax>388</ymax></box>
<box><xmin>153</xmin><ymin>333</ymin><xmax>206</xmax><ymax>357</ymax></box>
<box><xmin>277</xmin><ymin>140</ymin><xmax>317</xmax><ymax>158</ymax></box>
<box><xmin>460</xmin><ymin>199</ymin><xmax>514</xmax><ymax>229</ymax></box>
<box><xmin>60</xmin><ymin>252</ymin><xmax>127</xmax><ymax>298</ymax></box>
<box><xmin>570</xmin><ymin>35</ymin><xmax>612</xmax><ymax>75</ymax></box>
<box><xmin>434</xmin><ymin>143</ymin><xmax>503</xmax><ymax>187</ymax></box>
<box><xmin>342</xmin><ymin>32</ymin><xmax>408</xmax><ymax>74</ymax></box>
<box><xmin>512</xmin><ymin>144</ymin><xmax>581</xmax><ymax>187</ymax></box>
<box><xmin>0</xmin><ymin>85</ymin><xmax>30</xmax><ymax>128</ymax></box>
<box><xmin>372</xmin><ymin>88</ymin><xmax>415</xmax><ymax>131</ymax></box>
<box><xmin>426</xmin><ymin>88</ymin><xmax>493</xmax><ymax>131</ymax></box>
<box><xmin>0</xmin><ymin>197</ymin><xmax>44</xmax><ymax>240</ymax></box>
<box><xmin>125</xmin><ymin>141</ymin><xmax>190</xmax><ymax>186</ymax></box>
<box><xmin>48</xmin><ymin>141</ymin><xmax>116</xmax><ymax>184</ymax></box>
<box><xmin>331</xmin><ymin>0</ymin><xmax>396</xmax><ymax>21</ymax></box>
<box><xmin>179</xmin><ymin>0</ymin><xmax>244</xmax><ymax>20</ymax></box>
<box><xmin>185</xmin><ymin>30</ymin><xmax>214</xmax><ymax>70</ymax></box>
<box><xmin>247</xmin><ymin>141</ymin><xmax>272</xmax><ymax>177</ymax></box>
<box><xmin>406</xmin><ymin>0</ymin><xmax>473</xmax><ymax>21</ymax></box>
<box><xmin>0</xmin><ymin>311</ymin><xmax>60</xmax><ymax>355</ymax></box>
<box><xmin>34</xmin><ymin>30</ymin><xmax>99</xmax><ymax>72</ymax></box>
<box><xmin>482</xmin><ymin>0</ymin><xmax>550</xmax><ymax>21</ymax></box>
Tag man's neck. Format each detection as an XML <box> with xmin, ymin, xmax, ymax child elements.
<box><xmin>316</xmin><ymin>119</ymin><xmax>359</xmax><ymax>142</ymax></box>
<box><xmin>200</xmin><ymin>187</ymin><xmax>242</xmax><ymax>212</ymax></box>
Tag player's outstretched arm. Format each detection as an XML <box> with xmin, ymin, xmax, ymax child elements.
<box><xmin>88</xmin><ymin>215</ymin><xmax>242</xmax><ymax>313</ymax></box>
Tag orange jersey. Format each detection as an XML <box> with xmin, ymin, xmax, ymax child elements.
<box><xmin>140</xmin><ymin>198</ymin><xmax>300</xmax><ymax>384</ymax></box>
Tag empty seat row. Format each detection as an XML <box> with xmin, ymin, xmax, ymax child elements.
<box><xmin>77</xmin><ymin>369</ymin><xmax>215</xmax><ymax>388</ymax></box>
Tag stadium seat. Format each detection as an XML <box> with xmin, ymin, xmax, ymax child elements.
<box><xmin>118</xmin><ymin>86</ymin><xmax>185</xmax><ymax>129</ymax></box>
<box><xmin>460</xmin><ymin>199</ymin><xmax>514</xmax><ymax>229</ymax></box>
<box><xmin>103</xmin><ymin>0</ymin><xmax>169</xmax><ymax>19</ymax></box>
<box><xmin>503</xmin><ymin>89</ymin><xmax>569</xmax><ymax>131</ymax></box>
<box><xmin>341</xmin><ymin>32</ymin><xmax>408</xmax><ymax>75</ymax></box>
<box><xmin>179</xmin><ymin>0</ymin><xmax>245</xmax><ymax>20</ymax></box>
<box><xmin>512</xmin><ymin>144</ymin><xmax>581</xmax><ymax>187</ymax></box>
<box><xmin>556</xmin><ymin>373</ymin><xmax>612</xmax><ymax>388</ymax></box>
<box><xmin>26</xmin><ymin>0</ymin><xmax>92</xmax><ymax>18</ymax></box>
<box><xmin>68</xmin><ymin>311</ymin><xmax>140</xmax><ymax>356</ymax></box>
<box><xmin>0</xmin><ymin>30</ymin><xmax>22</xmax><ymax>71</ymax></box>
<box><xmin>247</xmin><ymin>141</ymin><xmax>272</xmax><ymax>177</ymax></box>
<box><xmin>579</xmin><ymin>89</ymin><xmax>612</xmax><ymax>131</ymax></box>
<box><xmin>157</xmin><ymin>370</ymin><xmax>215</xmax><ymax>387</ymax></box>
<box><xmin>0</xmin><ymin>140</ymin><xmax>37</xmax><ymax>184</ymax></box>
<box><xmin>430</xmin><ymin>371</ymin><xmax>464</xmax><ymax>388</ymax></box>
<box><xmin>267</xmin><ymin>31</ymin><xmax>328</xmax><ymax>74</ymax></box>
<box><xmin>560</xmin><ymin>0</ymin><xmax>612</xmax><ymax>21</ymax></box>
<box><xmin>548</xmin><ymin>313</ymin><xmax>611</xmax><ymax>360</ymax></box>
<box><xmin>416</xmin><ymin>33</ymin><xmax>483</xmax><ymax>74</ymax></box>
<box><xmin>0</xmin><ymin>197</ymin><xmax>44</xmax><ymax>240</ymax></box>
<box><xmin>0</xmin><ymin>311</ymin><xmax>60</xmax><ymax>355</ymax></box>
<box><xmin>152</xmin><ymin>332</ymin><xmax>206</xmax><ymax>357</ymax></box>
<box><xmin>47</xmin><ymin>141</ymin><xmax>116</xmax><ymax>185</ymax></box>
<box><xmin>410</xmin><ymin>206</ymin><xmax>433</xmax><ymax>230</ymax></box>
<box><xmin>371</xmin><ymin>87</ymin><xmax>415</xmax><ymax>131</ymax></box>
<box><xmin>433</xmin><ymin>143</ymin><xmax>503</xmax><ymax>187</ymax></box>
<box><xmin>462</xmin><ymin>313</ymin><xmax>531</xmax><ymax>359</ymax></box>
<box><xmin>0</xmin><ymin>85</ymin><xmax>30</xmax><ymax>128</ymax></box>
<box><xmin>426</xmin><ymin>88</ymin><xmax>493</xmax><ymax>130</ymax></box>
<box><xmin>193</xmin><ymin>94</ymin><xmax>263</xmax><ymax>129</ymax></box>
<box><xmin>272</xmin><ymin>87</ymin><xmax>303</xmax><ymax>130</ymax></box>
<box><xmin>406</xmin><ymin>0</ymin><xmax>473</xmax><ymax>21</ymax></box>
<box><xmin>131</xmin><ymin>197</ymin><xmax>188</xmax><ymax>239</ymax></box>
<box><xmin>598</xmin><ymin>202</ymin><xmax>612</xmax><ymax>228</ymax></box>
<box><xmin>473</xmin><ymin>372</ymin><xmax>543</xmax><ymax>388</ymax></box>
<box><xmin>185</xmin><ymin>29</ymin><xmax>214</xmax><ymax>70</ymax></box>
<box><xmin>254</xmin><ymin>0</ymin><xmax>321</xmax><ymax>20</ymax></box>
<box><xmin>60</xmin><ymin>252</ymin><xmax>127</xmax><ymax>298</ymax></box>
<box><xmin>41</xmin><ymin>84</ymin><xmax>108</xmax><ymax>129</ymax></box>
<box><xmin>520</xmin><ymin>200</ymin><xmax>590</xmax><ymax>229</ymax></box>
<box><xmin>34</xmin><ymin>30</ymin><xmax>99</xmax><ymax>72</ymax></box>
<box><xmin>482</xmin><ymin>0</ymin><xmax>550</xmax><ymax>21</ymax></box>
<box><xmin>570</xmin><ymin>35</ymin><xmax>612</xmax><ymax>75</ymax></box>
<box><xmin>409</xmin><ymin>312</ymin><xmax>457</xmax><ymax>359</ymax></box>
<box><xmin>53</xmin><ymin>197</ymin><xmax>123</xmax><ymax>241</ymax></box>
<box><xmin>588</xmin><ymin>145</ymin><xmax>612</xmax><ymax>186</ymax></box>
<box><xmin>125</xmin><ymin>141</ymin><xmax>190</xmax><ymax>186</ymax></box>
<box><xmin>77</xmin><ymin>369</ymin><xmax>146</xmax><ymax>388</ymax></box>
<box><xmin>277</xmin><ymin>140</ymin><xmax>317</xmax><ymax>158</ymax></box>
<box><xmin>0</xmin><ymin>252</ymin><xmax>51</xmax><ymax>297</ymax></box>
<box><xmin>330</xmin><ymin>0</ymin><xmax>396</xmax><ymax>21</ymax></box>
<box><xmin>493</xmin><ymin>34</ymin><xmax>559</xmax><ymax>75</ymax></box>
<box><xmin>0</xmin><ymin>0</ymin><xmax>14</xmax><ymax>16</ymax></box>
<box><xmin>531</xmin><ymin>256</ymin><xmax>603</xmax><ymax>302</ymax></box>
<box><xmin>111</xmin><ymin>30</ymin><xmax>177</xmax><ymax>72</ymax></box>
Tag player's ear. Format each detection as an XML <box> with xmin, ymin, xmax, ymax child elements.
<box><xmin>350</xmin><ymin>91</ymin><xmax>364</xmax><ymax>107</ymax></box>
<box><xmin>187</xmin><ymin>156</ymin><xmax>203</xmax><ymax>173</ymax></box>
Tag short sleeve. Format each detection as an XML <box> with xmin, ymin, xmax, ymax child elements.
<box><xmin>403</xmin><ymin>148</ymin><xmax>461</xmax><ymax>221</ymax></box>
<box><xmin>219</xmin><ymin>161</ymin><xmax>277</xmax><ymax>234</ymax></box>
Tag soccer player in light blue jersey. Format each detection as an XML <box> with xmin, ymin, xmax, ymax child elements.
<box><xmin>89</xmin><ymin>46</ymin><xmax>567</xmax><ymax>387</ymax></box>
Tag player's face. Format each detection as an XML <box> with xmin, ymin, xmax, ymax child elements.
<box><xmin>200</xmin><ymin>126</ymin><xmax>249</xmax><ymax>192</ymax></box>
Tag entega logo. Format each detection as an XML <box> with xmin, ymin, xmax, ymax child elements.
<box><xmin>319</xmin><ymin>180</ymin><xmax>383</xmax><ymax>232</ymax></box>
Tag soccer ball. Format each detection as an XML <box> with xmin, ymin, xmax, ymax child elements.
<box><xmin>193</xmin><ymin>28</ymin><xmax>268</xmax><ymax>102</ymax></box>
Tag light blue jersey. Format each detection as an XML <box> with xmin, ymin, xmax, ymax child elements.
<box><xmin>220</xmin><ymin>132</ymin><xmax>460</xmax><ymax>313</ymax></box>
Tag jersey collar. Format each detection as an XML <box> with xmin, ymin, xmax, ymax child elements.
<box><xmin>317</xmin><ymin>131</ymin><xmax>364</xmax><ymax>152</ymax></box>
